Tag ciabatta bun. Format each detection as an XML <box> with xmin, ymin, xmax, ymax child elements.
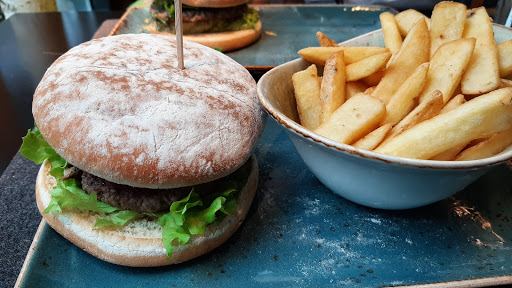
<box><xmin>35</xmin><ymin>156</ymin><xmax>258</xmax><ymax>267</ymax></box>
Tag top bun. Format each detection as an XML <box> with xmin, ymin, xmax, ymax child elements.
<box><xmin>182</xmin><ymin>0</ymin><xmax>249</xmax><ymax>8</ymax></box>
<box><xmin>33</xmin><ymin>34</ymin><xmax>265</xmax><ymax>189</ymax></box>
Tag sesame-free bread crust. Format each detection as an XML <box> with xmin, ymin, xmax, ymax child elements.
<box><xmin>32</xmin><ymin>34</ymin><xmax>265</xmax><ymax>189</ymax></box>
<box><xmin>35</xmin><ymin>156</ymin><xmax>258</xmax><ymax>267</ymax></box>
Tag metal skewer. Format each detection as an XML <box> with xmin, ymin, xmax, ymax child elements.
<box><xmin>175</xmin><ymin>0</ymin><xmax>184</xmax><ymax>69</ymax></box>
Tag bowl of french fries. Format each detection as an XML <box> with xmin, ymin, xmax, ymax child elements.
<box><xmin>257</xmin><ymin>2</ymin><xmax>512</xmax><ymax>209</ymax></box>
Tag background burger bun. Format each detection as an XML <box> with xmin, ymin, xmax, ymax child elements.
<box><xmin>33</xmin><ymin>34</ymin><xmax>265</xmax><ymax>189</ymax></box>
<box><xmin>182</xmin><ymin>0</ymin><xmax>249</xmax><ymax>8</ymax></box>
<box><xmin>112</xmin><ymin>4</ymin><xmax>262</xmax><ymax>52</ymax></box>
<box><xmin>181</xmin><ymin>20</ymin><xmax>262</xmax><ymax>52</ymax></box>
<box><xmin>36</xmin><ymin>156</ymin><xmax>258</xmax><ymax>267</ymax></box>
<box><xmin>142</xmin><ymin>20</ymin><xmax>262</xmax><ymax>52</ymax></box>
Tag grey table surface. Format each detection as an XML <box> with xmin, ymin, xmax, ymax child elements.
<box><xmin>0</xmin><ymin>153</ymin><xmax>41</xmax><ymax>288</ymax></box>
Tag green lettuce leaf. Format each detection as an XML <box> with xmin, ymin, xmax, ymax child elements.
<box><xmin>224</xmin><ymin>7</ymin><xmax>259</xmax><ymax>31</ymax></box>
<box><xmin>170</xmin><ymin>189</ymin><xmax>203</xmax><ymax>217</ymax></box>
<box><xmin>220</xmin><ymin>189</ymin><xmax>237</xmax><ymax>215</ymax></box>
<box><xmin>163</xmin><ymin>1</ymin><xmax>176</xmax><ymax>18</ymax></box>
<box><xmin>38</xmin><ymin>168</ymin><xmax>243</xmax><ymax>260</ymax></box>
<box><xmin>152</xmin><ymin>1</ymin><xmax>259</xmax><ymax>33</ymax></box>
<box><xmin>21</xmin><ymin>126</ymin><xmax>67</xmax><ymax>179</ymax></box>
<box><xmin>158</xmin><ymin>212</ymin><xmax>191</xmax><ymax>258</ymax></box>
<box><xmin>185</xmin><ymin>196</ymin><xmax>225</xmax><ymax>235</ymax></box>
<box><xmin>44</xmin><ymin>178</ymin><xmax>120</xmax><ymax>215</ymax></box>
<box><xmin>94</xmin><ymin>210</ymin><xmax>142</xmax><ymax>228</ymax></box>
<box><xmin>20</xmin><ymin>127</ymin><xmax>247</xmax><ymax>260</ymax></box>
<box><xmin>156</xmin><ymin>188</ymin><xmax>238</xmax><ymax>258</ymax></box>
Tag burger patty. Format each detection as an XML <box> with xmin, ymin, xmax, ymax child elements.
<box><xmin>79</xmin><ymin>159</ymin><xmax>251</xmax><ymax>213</ymax></box>
<box><xmin>82</xmin><ymin>172</ymin><xmax>192</xmax><ymax>213</ymax></box>
<box><xmin>150</xmin><ymin>3</ymin><xmax>248</xmax><ymax>23</ymax></box>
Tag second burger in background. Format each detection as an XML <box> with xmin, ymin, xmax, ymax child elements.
<box><xmin>149</xmin><ymin>0</ymin><xmax>262</xmax><ymax>51</ymax></box>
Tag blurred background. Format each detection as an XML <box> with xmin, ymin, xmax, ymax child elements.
<box><xmin>0</xmin><ymin>0</ymin><xmax>506</xmax><ymax>20</ymax></box>
<box><xmin>0</xmin><ymin>0</ymin><xmax>509</xmax><ymax>176</ymax></box>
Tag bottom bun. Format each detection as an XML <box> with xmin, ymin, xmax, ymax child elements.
<box><xmin>35</xmin><ymin>156</ymin><xmax>258</xmax><ymax>267</ymax></box>
<box><xmin>143</xmin><ymin>21</ymin><xmax>262</xmax><ymax>52</ymax></box>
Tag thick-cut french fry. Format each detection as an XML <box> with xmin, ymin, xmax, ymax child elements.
<box><xmin>453</xmin><ymin>84</ymin><xmax>462</xmax><ymax>97</ymax></box>
<box><xmin>381</xmin><ymin>62</ymin><xmax>429</xmax><ymax>125</ymax></box>
<box><xmin>346</xmin><ymin>81</ymin><xmax>368</xmax><ymax>100</ymax></box>
<box><xmin>346</xmin><ymin>52</ymin><xmax>391</xmax><ymax>82</ymax></box>
<box><xmin>383</xmin><ymin>90</ymin><xmax>444</xmax><ymax>143</ymax></box>
<box><xmin>375</xmin><ymin>88</ymin><xmax>512</xmax><ymax>159</ymax></box>
<box><xmin>501</xmin><ymin>78</ymin><xmax>512</xmax><ymax>88</ymax></box>
<box><xmin>314</xmin><ymin>94</ymin><xmax>385</xmax><ymax>144</ymax></box>
<box><xmin>298</xmin><ymin>47</ymin><xmax>342</xmax><ymax>66</ymax></box>
<box><xmin>395</xmin><ymin>9</ymin><xmax>431</xmax><ymax>37</ymax></box>
<box><xmin>468</xmin><ymin>138</ymin><xmax>487</xmax><ymax>147</ymax></box>
<box><xmin>461</xmin><ymin>7</ymin><xmax>500</xmax><ymax>95</ymax></box>
<box><xmin>291</xmin><ymin>4</ymin><xmax>512</xmax><ymax>163</ymax></box>
<box><xmin>418</xmin><ymin>38</ymin><xmax>475</xmax><ymax>103</ymax></box>
<box><xmin>292</xmin><ymin>64</ymin><xmax>322</xmax><ymax>130</ymax></box>
<box><xmin>430</xmin><ymin>94</ymin><xmax>470</xmax><ymax>160</ymax></box>
<box><xmin>316</xmin><ymin>31</ymin><xmax>337</xmax><ymax>47</ymax></box>
<box><xmin>364</xmin><ymin>87</ymin><xmax>375</xmax><ymax>95</ymax></box>
<box><xmin>499</xmin><ymin>144</ymin><xmax>512</xmax><ymax>155</ymax></box>
<box><xmin>320</xmin><ymin>51</ymin><xmax>346</xmax><ymax>123</ymax></box>
<box><xmin>498</xmin><ymin>39</ymin><xmax>512</xmax><ymax>77</ymax></box>
<box><xmin>456</xmin><ymin>127</ymin><xmax>512</xmax><ymax>161</ymax></box>
<box><xmin>429</xmin><ymin>1</ymin><xmax>466</xmax><ymax>58</ymax></box>
<box><xmin>298</xmin><ymin>46</ymin><xmax>389</xmax><ymax>66</ymax></box>
<box><xmin>439</xmin><ymin>94</ymin><xmax>466</xmax><ymax>114</ymax></box>
<box><xmin>354</xmin><ymin>123</ymin><xmax>393</xmax><ymax>150</ymax></box>
<box><xmin>362</xmin><ymin>70</ymin><xmax>384</xmax><ymax>86</ymax></box>
<box><xmin>380</xmin><ymin>12</ymin><xmax>403</xmax><ymax>54</ymax></box>
<box><xmin>371</xmin><ymin>19</ymin><xmax>430</xmax><ymax>104</ymax></box>
<box><xmin>430</xmin><ymin>143</ymin><xmax>467</xmax><ymax>161</ymax></box>
<box><xmin>339</xmin><ymin>47</ymin><xmax>391</xmax><ymax>64</ymax></box>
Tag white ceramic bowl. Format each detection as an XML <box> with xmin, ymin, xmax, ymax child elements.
<box><xmin>257</xmin><ymin>25</ymin><xmax>512</xmax><ymax>210</ymax></box>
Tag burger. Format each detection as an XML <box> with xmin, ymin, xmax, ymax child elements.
<box><xmin>21</xmin><ymin>34</ymin><xmax>266</xmax><ymax>266</ymax></box>
<box><xmin>148</xmin><ymin>0</ymin><xmax>262</xmax><ymax>51</ymax></box>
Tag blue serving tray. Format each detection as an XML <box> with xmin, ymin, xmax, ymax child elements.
<box><xmin>15</xmin><ymin>118</ymin><xmax>512</xmax><ymax>287</ymax></box>
<box><xmin>110</xmin><ymin>5</ymin><xmax>395</xmax><ymax>69</ymax></box>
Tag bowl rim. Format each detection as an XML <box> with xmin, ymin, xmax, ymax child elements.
<box><xmin>257</xmin><ymin>24</ymin><xmax>512</xmax><ymax>170</ymax></box>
